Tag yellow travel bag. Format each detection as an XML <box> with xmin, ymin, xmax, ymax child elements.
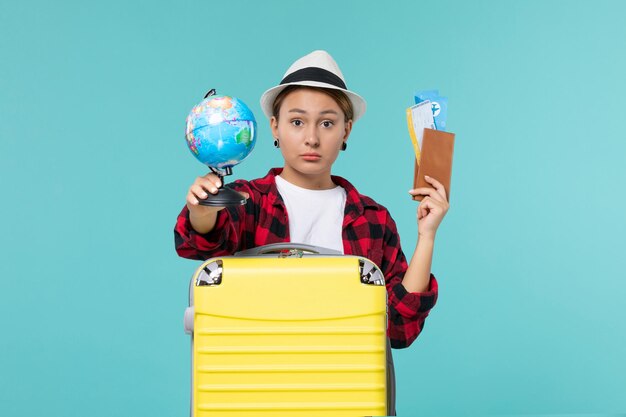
<box><xmin>183</xmin><ymin>243</ymin><xmax>390</xmax><ymax>417</ymax></box>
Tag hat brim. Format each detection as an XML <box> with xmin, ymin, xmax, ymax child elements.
<box><xmin>260</xmin><ymin>80</ymin><xmax>367</xmax><ymax>122</ymax></box>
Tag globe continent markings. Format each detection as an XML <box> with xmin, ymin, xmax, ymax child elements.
<box><xmin>235</xmin><ymin>126</ymin><xmax>253</xmax><ymax>147</ymax></box>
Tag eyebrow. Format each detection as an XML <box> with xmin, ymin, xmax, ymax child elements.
<box><xmin>287</xmin><ymin>108</ymin><xmax>340</xmax><ymax>116</ymax></box>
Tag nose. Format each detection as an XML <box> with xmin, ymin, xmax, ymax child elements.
<box><xmin>304</xmin><ymin>125</ymin><xmax>320</xmax><ymax>148</ymax></box>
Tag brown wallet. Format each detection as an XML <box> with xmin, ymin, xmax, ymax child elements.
<box><xmin>413</xmin><ymin>128</ymin><xmax>455</xmax><ymax>202</ymax></box>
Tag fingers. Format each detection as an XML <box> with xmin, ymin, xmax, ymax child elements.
<box><xmin>417</xmin><ymin>196</ymin><xmax>438</xmax><ymax>220</ymax></box>
<box><xmin>187</xmin><ymin>174</ymin><xmax>223</xmax><ymax>206</ymax></box>
<box><xmin>187</xmin><ymin>190</ymin><xmax>201</xmax><ymax>206</ymax></box>
<box><xmin>187</xmin><ymin>185</ymin><xmax>208</xmax><ymax>205</ymax></box>
<box><xmin>417</xmin><ymin>194</ymin><xmax>449</xmax><ymax>220</ymax></box>
<box><xmin>409</xmin><ymin>187</ymin><xmax>438</xmax><ymax>199</ymax></box>
<box><xmin>187</xmin><ymin>188</ymin><xmax>214</xmax><ymax>206</ymax></box>
<box><xmin>423</xmin><ymin>175</ymin><xmax>448</xmax><ymax>202</ymax></box>
<box><xmin>414</xmin><ymin>178</ymin><xmax>450</xmax><ymax>238</ymax></box>
<box><xmin>409</xmin><ymin>186</ymin><xmax>447</xmax><ymax>207</ymax></box>
<box><xmin>409</xmin><ymin>177</ymin><xmax>448</xmax><ymax>202</ymax></box>
<box><xmin>200</xmin><ymin>173</ymin><xmax>222</xmax><ymax>188</ymax></box>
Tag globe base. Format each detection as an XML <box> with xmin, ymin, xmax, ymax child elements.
<box><xmin>197</xmin><ymin>186</ymin><xmax>246</xmax><ymax>207</ymax></box>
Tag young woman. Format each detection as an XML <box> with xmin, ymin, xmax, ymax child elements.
<box><xmin>174</xmin><ymin>50</ymin><xmax>449</xmax><ymax>413</ymax></box>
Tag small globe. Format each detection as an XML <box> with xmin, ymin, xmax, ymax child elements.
<box><xmin>185</xmin><ymin>95</ymin><xmax>257</xmax><ymax>170</ymax></box>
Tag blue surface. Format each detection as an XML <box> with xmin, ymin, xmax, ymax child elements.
<box><xmin>1</xmin><ymin>1</ymin><xmax>625</xmax><ymax>416</ymax></box>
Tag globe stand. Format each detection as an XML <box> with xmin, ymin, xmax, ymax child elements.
<box><xmin>197</xmin><ymin>166</ymin><xmax>246</xmax><ymax>207</ymax></box>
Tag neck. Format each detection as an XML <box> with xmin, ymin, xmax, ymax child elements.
<box><xmin>279</xmin><ymin>166</ymin><xmax>336</xmax><ymax>190</ymax></box>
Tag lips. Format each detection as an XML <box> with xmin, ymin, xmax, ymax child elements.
<box><xmin>301</xmin><ymin>153</ymin><xmax>321</xmax><ymax>161</ymax></box>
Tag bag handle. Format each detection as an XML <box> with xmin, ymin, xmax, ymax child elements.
<box><xmin>234</xmin><ymin>243</ymin><xmax>342</xmax><ymax>257</ymax></box>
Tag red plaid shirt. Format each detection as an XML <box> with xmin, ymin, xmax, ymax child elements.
<box><xmin>175</xmin><ymin>168</ymin><xmax>438</xmax><ymax>349</ymax></box>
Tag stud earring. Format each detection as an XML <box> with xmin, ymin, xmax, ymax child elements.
<box><xmin>341</xmin><ymin>142</ymin><xmax>347</xmax><ymax>151</ymax></box>
<box><xmin>274</xmin><ymin>139</ymin><xmax>280</xmax><ymax>148</ymax></box>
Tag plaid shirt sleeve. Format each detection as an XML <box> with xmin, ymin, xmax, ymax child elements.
<box><xmin>341</xmin><ymin>185</ymin><xmax>438</xmax><ymax>350</ymax></box>
<box><xmin>174</xmin><ymin>206</ymin><xmax>236</xmax><ymax>259</ymax></box>
<box><xmin>174</xmin><ymin>180</ymin><xmax>258</xmax><ymax>259</ymax></box>
<box><xmin>174</xmin><ymin>175</ymin><xmax>290</xmax><ymax>259</ymax></box>
<box><xmin>375</xmin><ymin>210</ymin><xmax>438</xmax><ymax>349</ymax></box>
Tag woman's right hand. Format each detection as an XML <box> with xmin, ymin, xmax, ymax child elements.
<box><xmin>186</xmin><ymin>173</ymin><xmax>249</xmax><ymax>234</ymax></box>
<box><xmin>186</xmin><ymin>173</ymin><xmax>226</xmax><ymax>215</ymax></box>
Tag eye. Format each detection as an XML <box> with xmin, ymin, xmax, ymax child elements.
<box><xmin>321</xmin><ymin>120</ymin><xmax>334</xmax><ymax>128</ymax></box>
<box><xmin>291</xmin><ymin>119</ymin><xmax>303</xmax><ymax>127</ymax></box>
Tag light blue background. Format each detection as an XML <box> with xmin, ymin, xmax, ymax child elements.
<box><xmin>1</xmin><ymin>1</ymin><xmax>625</xmax><ymax>416</ymax></box>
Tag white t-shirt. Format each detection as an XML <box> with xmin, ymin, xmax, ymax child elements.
<box><xmin>275</xmin><ymin>175</ymin><xmax>347</xmax><ymax>254</ymax></box>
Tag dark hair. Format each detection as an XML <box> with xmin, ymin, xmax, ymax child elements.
<box><xmin>272</xmin><ymin>85</ymin><xmax>354</xmax><ymax>121</ymax></box>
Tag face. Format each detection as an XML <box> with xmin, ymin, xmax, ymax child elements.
<box><xmin>270</xmin><ymin>88</ymin><xmax>352</xmax><ymax>187</ymax></box>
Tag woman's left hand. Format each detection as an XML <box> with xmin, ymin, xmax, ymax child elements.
<box><xmin>408</xmin><ymin>175</ymin><xmax>449</xmax><ymax>239</ymax></box>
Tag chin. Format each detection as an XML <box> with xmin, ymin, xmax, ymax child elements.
<box><xmin>292</xmin><ymin>163</ymin><xmax>331</xmax><ymax>177</ymax></box>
